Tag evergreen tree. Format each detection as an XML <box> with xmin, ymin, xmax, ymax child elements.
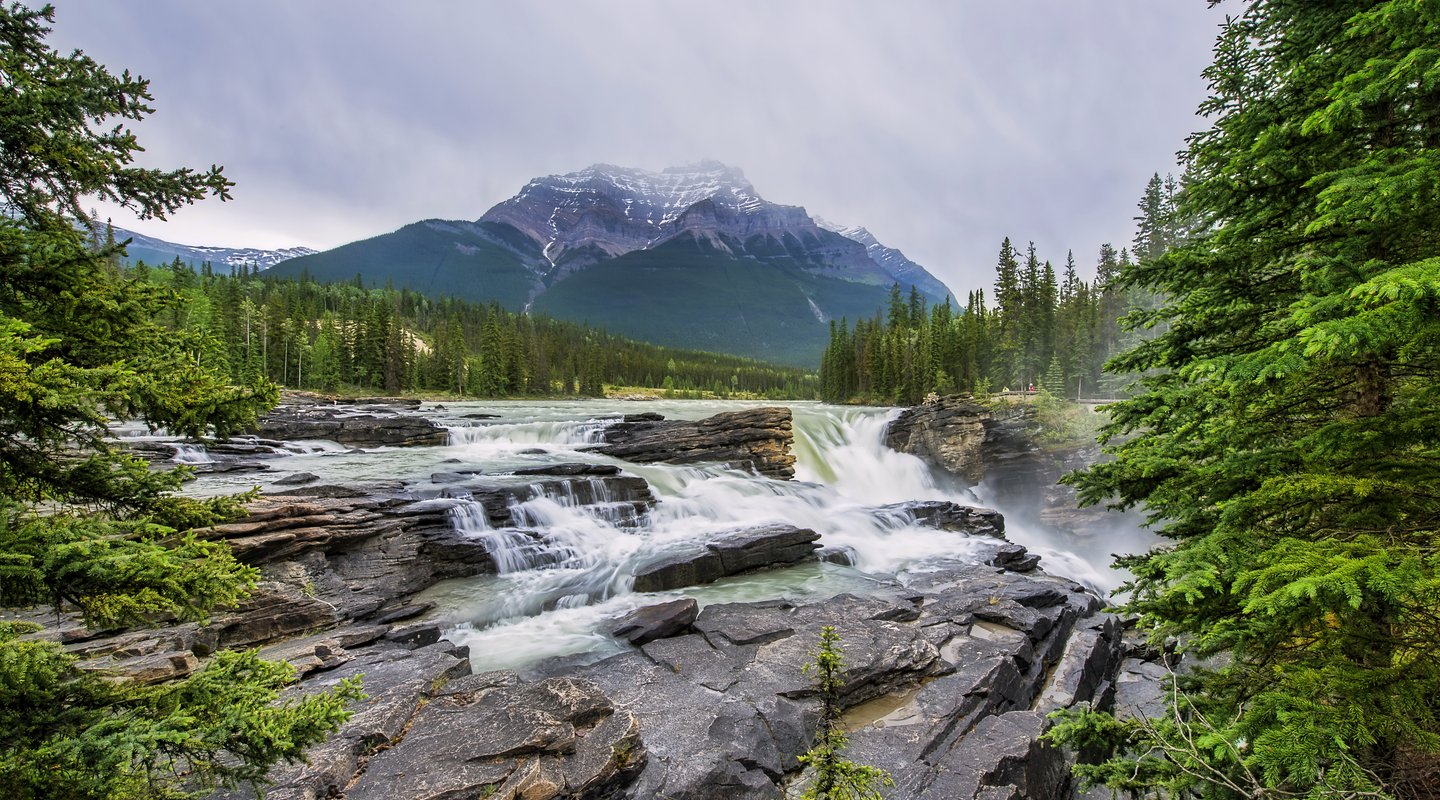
<box><xmin>0</xmin><ymin>7</ymin><xmax>357</xmax><ymax>798</ymax></box>
<box><xmin>1132</xmin><ymin>172</ymin><xmax>1170</xmax><ymax>264</ymax></box>
<box><xmin>992</xmin><ymin>237</ymin><xmax>1023</xmax><ymax>388</ymax></box>
<box><xmin>1054</xmin><ymin>3</ymin><xmax>1440</xmax><ymax>797</ymax></box>
<box><xmin>798</xmin><ymin>627</ymin><xmax>893</xmax><ymax>800</ymax></box>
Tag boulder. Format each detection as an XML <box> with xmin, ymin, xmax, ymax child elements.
<box><xmin>597</xmin><ymin>406</ymin><xmax>797</xmax><ymax>479</ymax></box>
<box><xmin>989</xmin><ymin>543</ymin><xmax>1042</xmax><ymax>572</ymax></box>
<box><xmin>875</xmin><ymin>500</ymin><xmax>1005</xmax><ymax>538</ymax></box>
<box><xmin>610</xmin><ymin>598</ymin><xmax>699</xmax><ymax>646</ymax></box>
<box><xmin>817</xmin><ymin>545</ymin><xmax>858</xmax><ymax>566</ymax></box>
<box><xmin>632</xmin><ymin>525</ymin><xmax>821</xmax><ymax>592</ymax></box>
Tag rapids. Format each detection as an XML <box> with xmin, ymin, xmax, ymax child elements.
<box><xmin>171</xmin><ymin>400</ymin><xmax>1153</xmax><ymax>672</ymax></box>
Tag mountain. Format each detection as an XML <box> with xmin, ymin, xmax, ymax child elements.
<box><xmin>100</xmin><ymin>225</ymin><xmax>317</xmax><ymax>271</ymax></box>
<box><xmin>815</xmin><ymin>218</ymin><xmax>952</xmax><ymax>303</ymax></box>
<box><xmin>270</xmin><ymin>162</ymin><xmax>951</xmax><ymax>365</ymax></box>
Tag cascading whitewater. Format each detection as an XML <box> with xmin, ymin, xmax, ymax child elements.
<box><xmin>445</xmin><ymin>418</ymin><xmax>610</xmax><ymax>448</ymax></box>
<box><xmin>435</xmin><ymin>403</ymin><xmax>1034</xmax><ymax>669</ymax></box>
<box><xmin>196</xmin><ymin>398</ymin><xmax>1143</xmax><ymax>672</ymax></box>
<box><xmin>172</xmin><ymin>443</ymin><xmax>213</xmax><ymax>464</ymax></box>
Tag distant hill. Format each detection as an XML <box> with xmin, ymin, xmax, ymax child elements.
<box><xmin>270</xmin><ymin>162</ymin><xmax>952</xmax><ymax>366</ymax></box>
<box><xmin>96</xmin><ymin>224</ymin><xmax>317</xmax><ymax>271</ymax></box>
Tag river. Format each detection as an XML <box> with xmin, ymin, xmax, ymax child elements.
<box><xmin>151</xmin><ymin>399</ymin><xmax>1153</xmax><ymax>673</ymax></box>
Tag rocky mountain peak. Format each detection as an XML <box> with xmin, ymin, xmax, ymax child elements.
<box><xmin>478</xmin><ymin>161</ymin><xmax>819</xmax><ymax>277</ymax></box>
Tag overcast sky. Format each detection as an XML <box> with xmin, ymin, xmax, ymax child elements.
<box><xmin>50</xmin><ymin>1</ymin><xmax>1221</xmax><ymax>294</ymax></box>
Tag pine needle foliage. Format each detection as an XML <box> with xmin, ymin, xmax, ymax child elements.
<box><xmin>0</xmin><ymin>5</ymin><xmax>358</xmax><ymax>797</ymax></box>
<box><xmin>1049</xmin><ymin>2</ymin><xmax>1440</xmax><ymax>798</ymax></box>
<box><xmin>798</xmin><ymin>626</ymin><xmax>893</xmax><ymax>800</ymax></box>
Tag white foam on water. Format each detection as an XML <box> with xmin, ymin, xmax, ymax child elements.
<box><xmin>437</xmin><ymin>402</ymin><xmax>1077</xmax><ymax>671</ymax></box>
<box><xmin>172</xmin><ymin>444</ymin><xmax>213</xmax><ymax>464</ymax></box>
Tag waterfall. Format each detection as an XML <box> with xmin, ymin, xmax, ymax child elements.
<box><xmin>446</xmin><ymin>418</ymin><xmax>610</xmax><ymax>448</ymax></box>
<box><xmin>791</xmin><ymin>406</ymin><xmax>952</xmax><ymax>504</ymax></box>
<box><xmin>450</xmin><ymin>498</ymin><xmax>568</xmax><ymax>574</ymax></box>
<box><xmin>420</xmin><ymin>400</ymin><xmax>1148</xmax><ymax>672</ymax></box>
<box><xmin>172</xmin><ymin>443</ymin><xmax>213</xmax><ymax>464</ymax></box>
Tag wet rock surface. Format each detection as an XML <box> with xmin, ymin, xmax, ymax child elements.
<box><xmin>597</xmin><ymin>406</ymin><xmax>797</xmax><ymax>479</ymax></box>
<box><xmin>521</xmin><ymin>565</ymin><xmax>1129</xmax><ymax>800</ymax></box>
<box><xmin>63</xmin><ymin>399</ymin><xmax>1177</xmax><ymax>800</ymax></box>
<box><xmin>631</xmin><ymin>524</ymin><xmax>822</xmax><ymax>592</ymax></box>
<box><xmin>252</xmin><ymin>405</ymin><xmax>448</xmax><ymax>448</ymax></box>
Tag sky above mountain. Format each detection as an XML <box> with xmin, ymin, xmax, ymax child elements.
<box><xmin>51</xmin><ymin>1</ymin><xmax>1220</xmax><ymax>294</ymax></box>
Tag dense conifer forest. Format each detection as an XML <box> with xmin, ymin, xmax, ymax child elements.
<box><xmin>111</xmin><ymin>254</ymin><xmax>820</xmax><ymax>400</ymax></box>
<box><xmin>0</xmin><ymin>7</ymin><xmax>357</xmax><ymax>797</ymax></box>
<box><xmin>819</xmin><ymin>173</ymin><xmax>1183</xmax><ymax>405</ymax></box>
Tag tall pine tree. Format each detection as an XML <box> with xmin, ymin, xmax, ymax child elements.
<box><xmin>0</xmin><ymin>7</ymin><xmax>358</xmax><ymax>798</ymax></box>
<box><xmin>1056</xmin><ymin>3</ymin><xmax>1440</xmax><ymax>797</ymax></box>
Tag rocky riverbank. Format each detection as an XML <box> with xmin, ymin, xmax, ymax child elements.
<box><xmin>41</xmin><ymin>399</ymin><xmax>1174</xmax><ymax>799</ymax></box>
<box><xmin>885</xmin><ymin>396</ymin><xmax>1120</xmax><ymax>537</ymax></box>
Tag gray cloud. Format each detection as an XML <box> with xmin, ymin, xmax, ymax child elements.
<box><xmin>50</xmin><ymin>0</ymin><xmax>1220</xmax><ymax>294</ymax></box>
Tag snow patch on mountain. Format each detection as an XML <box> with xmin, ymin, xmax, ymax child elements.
<box><xmin>105</xmin><ymin>225</ymin><xmax>316</xmax><ymax>270</ymax></box>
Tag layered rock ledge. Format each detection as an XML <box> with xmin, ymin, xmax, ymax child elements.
<box><xmin>885</xmin><ymin>396</ymin><xmax>1118</xmax><ymax>536</ymax></box>
<box><xmin>883</xmin><ymin>396</ymin><xmax>1012</xmax><ymax>483</ymax></box>
<box><xmin>251</xmin><ymin>405</ymin><xmax>447</xmax><ymax>448</ymax></box>
<box><xmin>536</xmin><ymin>565</ymin><xmax>1136</xmax><ymax>800</ymax></box>
<box><xmin>632</xmin><ymin>524</ymin><xmax>822</xmax><ymax>592</ymax></box>
<box><xmin>198</xmin><ymin>559</ymin><xmax>1163</xmax><ymax>800</ymax></box>
<box><xmin>597</xmin><ymin>407</ymin><xmax>797</xmax><ymax>479</ymax></box>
